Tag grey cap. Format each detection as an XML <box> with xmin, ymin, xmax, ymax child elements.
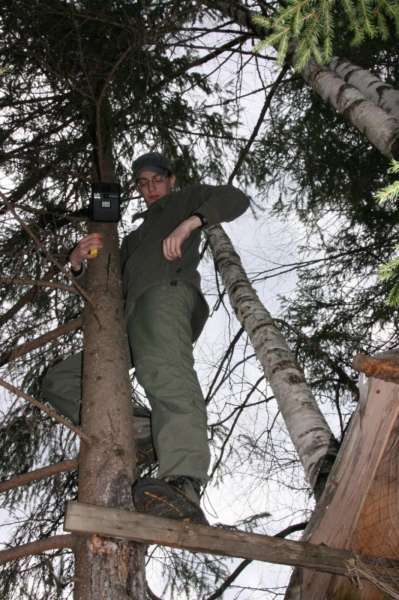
<box><xmin>133</xmin><ymin>152</ymin><xmax>172</xmax><ymax>181</ymax></box>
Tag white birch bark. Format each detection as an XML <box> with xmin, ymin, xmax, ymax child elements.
<box><xmin>330</xmin><ymin>56</ymin><xmax>399</xmax><ymax>123</ymax></box>
<box><xmin>207</xmin><ymin>224</ymin><xmax>339</xmax><ymax>498</ymax></box>
<box><xmin>207</xmin><ymin>0</ymin><xmax>399</xmax><ymax>160</ymax></box>
<box><xmin>297</xmin><ymin>52</ymin><xmax>399</xmax><ymax>160</ymax></box>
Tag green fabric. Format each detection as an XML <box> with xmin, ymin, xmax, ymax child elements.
<box><xmin>120</xmin><ymin>184</ymin><xmax>249</xmax><ymax>321</ymax></box>
<box><xmin>42</xmin><ymin>282</ymin><xmax>210</xmax><ymax>483</ymax></box>
<box><xmin>75</xmin><ymin>184</ymin><xmax>249</xmax><ymax>336</ymax></box>
<box><xmin>42</xmin><ymin>352</ymin><xmax>83</xmax><ymax>426</ymax></box>
<box><xmin>127</xmin><ymin>282</ymin><xmax>210</xmax><ymax>483</ymax></box>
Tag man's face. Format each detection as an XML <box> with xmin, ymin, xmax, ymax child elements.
<box><xmin>136</xmin><ymin>170</ymin><xmax>176</xmax><ymax>207</ymax></box>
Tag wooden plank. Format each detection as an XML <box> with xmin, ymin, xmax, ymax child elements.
<box><xmin>302</xmin><ymin>378</ymin><xmax>399</xmax><ymax>599</ymax></box>
<box><xmin>64</xmin><ymin>501</ymin><xmax>399</xmax><ymax>582</ymax></box>
<box><xmin>353</xmin><ymin>353</ymin><xmax>399</xmax><ymax>384</ymax></box>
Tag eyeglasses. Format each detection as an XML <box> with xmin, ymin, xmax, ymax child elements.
<box><xmin>136</xmin><ymin>175</ymin><xmax>169</xmax><ymax>189</ymax></box>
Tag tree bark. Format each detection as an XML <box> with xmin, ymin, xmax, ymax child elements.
<box><xmin>207</xmin><ymin>225</ymin><xmax>339</xmax><ymax>499</ymax></box>
<box><xmin>73</xmin><ymin>140</ymin><xmax>146</xmax><ymax>598</ymax></box>
<box><xmin>330</xmin><ymin>56</ymin><xmax>399</xmax><ymax>123</ymax></box>
<box><xmin>206</xmin><ymin>0</ymin><xmax>399</xmax><ymax>160</ymax></box>
<box><xmin>297</xmin><ymin>51</ymin><xmax>399</xmax><ymax>160</ymax></box>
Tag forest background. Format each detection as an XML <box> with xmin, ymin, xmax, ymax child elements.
<box><xmin>1</xmin><ymin>0</ymin><xmax>399</xmax><ymax>599</ymax></box>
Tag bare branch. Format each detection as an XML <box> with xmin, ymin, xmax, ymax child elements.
<box><xmin>0</xmin><ymin>316</ymin><xmax>83</xmax><ymax>367</ymax></box>
<box><xmin>0</xmin><ymin>377</ymin><xmax>91</xmax><ymax>444</ymax></box>
<box><xmin>147</xmin><ymin>585</ymin><xmax>163</xmax><ymax>600</ymax></box>
<box><xmin>0</xmin><ymin>277</ymin><xmax>78</xmax><ymax>294</ymax></box>
<box><xmin>0</xmin><ymin>191</ymin><xmax>95</xmax><ymax>310</ymax></box>
<box><xmin>0</xmin><ymin>460</ymin><xmax>78</xmax><ymax>494</ymax></box>
<box><xmin>228</xmin><ymin>64</ymin><xmax>289</xmax><ymax>184</ymax></box>
<box><xmin>0</xmin><ymin>535</ymin><xmax>75</xmax><ymax>566</ymax></box>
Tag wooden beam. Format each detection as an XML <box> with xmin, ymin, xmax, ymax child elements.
<box><xmin>302</xmin><ymin>375</ymin><xmax>399</xmax><ymax>598</ymax></box>
<box><xmin>64</xmin><ymin>501</ymin><xmax>399</xmax><ymax>582</ymax></box>
<box><xmin>353</xmin><ymin>351</ymin><xmax>399</xmax><ymax>384</ymax></box>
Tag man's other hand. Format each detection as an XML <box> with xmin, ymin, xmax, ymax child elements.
<box><xmin>69</xmin><ymin>233</ymin><xmax>103</xmax><ymax>271</ymax></box>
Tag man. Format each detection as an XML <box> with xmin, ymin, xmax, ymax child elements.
<box><xmin>43</xmin><ymin>152</ymin><xmax>249</xmax><ymax>525</ymax></box>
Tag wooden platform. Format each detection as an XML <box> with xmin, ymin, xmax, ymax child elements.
<box><xmin>63</xmin><ymin>351</ymin><xmax>399</xmax><ymax>598</ymax></box>
<box><xmin>301</xmin><ymin>365</ymin><xmax>399</xmax><ymax>599</ymax></box>
<box><xmin>64</xmin><ymin>501</ymin><xmax>399</xmax><ymax>583</ymax></box>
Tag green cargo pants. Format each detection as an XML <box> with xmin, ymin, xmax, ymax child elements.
<box><xmin>42</xmin><ymin>282</ymin><xmax>210</xmax><ymax>483</ymax></box>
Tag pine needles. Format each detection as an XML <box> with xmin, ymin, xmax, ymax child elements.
<box><xmin>253</xmin><ymin>0</ymin><xmax>399</xmax><ymax>71</ymax></box>
<box><xmin>376</xmin><ymin>160</ymin><xmax>399</xmax><ymax>306</ymax></box>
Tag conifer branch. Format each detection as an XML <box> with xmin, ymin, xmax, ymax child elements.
<box><xmin>0</xmin><ymin>277</ymin><xmax>78</xmax><ymax>294</ymax></box>
<box><xmin>275</xmin><ymin>319</ymin><xmax>360</xmax><ymax>401</ymax></box>
<box><xmin>0</xmin><ymin>316</ymin><xmax>83</xmax><ymax>367</ymax></box>
<box><xmin>228</xmin><ymin>64</ymin><xmax>289</xmax><ymax>183</ymax></box>
<box><xmin>0</xmin><ymin>191</ymin><xmax>96</xmax><ymax>311</ymax></box>
<box><xmin>0</xmin><ymin>377</ymin><xmax>91</xmax><ymax>444</ymax></box>
<box><xmin>0</xmin><ymin>266</ymin><xmax>60</xmax><ymax>329</ymax></box>
<box><xmin>0</xmin><ymin>535</ymin><xmax>76</xmax><ymax>566</ymax></box>
<box><xmin>0</xmin><ymin>460</ymin><xmax>78</xmax><ymax>494</ymax></box>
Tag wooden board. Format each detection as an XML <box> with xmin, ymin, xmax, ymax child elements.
<box><xmin>64</xmin><ymin>501</ymin><xmax>399</xmax><ymax>582</ymax></box>
<box><xmin>302</xmin><ymin>378</ymin><xmax>399</xmax><ymax>599</ymax></box>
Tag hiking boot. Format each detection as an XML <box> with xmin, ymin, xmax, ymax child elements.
<box><xmin>132</xmin><ymin>477</ymin><xmax>209</xmax><ymax>526</ymax></box>
<box><xmin>164</xmin><ymin>476</ymin><xmax>201</xmax><ymax>505</ymax></box>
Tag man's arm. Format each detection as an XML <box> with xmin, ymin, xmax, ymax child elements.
<box><xmin>162</xmin><ymin>184</ymin><xmax>249</xmax><ymax>261</ymax></box>
<box><xmin>186</xmin><ymin>184</ymin><xmax>250</xmax><ymax>226</ymax></box>
<box><xmin>162</xmin><ymin>215</ymin><xmax>202</xmax><ymax>261</ymax></box>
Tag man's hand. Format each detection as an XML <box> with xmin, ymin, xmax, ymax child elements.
<box><xmin>162</xmin><ymin>215</ymin><xmax>202</xmax><ymax>261</ymax></box>
<box><xmin>69</xmin><ymin>233</ymin><xmax>103</xmax><ymax>271</ymax></box>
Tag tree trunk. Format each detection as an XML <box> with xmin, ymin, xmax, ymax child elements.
<box><xmin>207</xmin><ymin>225</ymin><xmax>339</xmax><ymax>500</ymax></box>
<box><xmin>330</xmin><ymin>56</ymin><xmax>399</xmax><ymax>122</ymax></box>
<box><xmin>73</xmin><ymin>146</ymin><xmax>147</xmax><ymax>598</ymax></box>
<box><xmin>206</xmin><ymin>0</ymin><xmax>399</xmax><ymax>160</ymax></box>
<box><xmin>297</xmin><ymin>50</ymin><xmax>399</xmax><ymax>160</ymax></box>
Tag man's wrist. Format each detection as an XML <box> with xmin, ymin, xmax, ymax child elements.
<box><xmin>70</xmin><ymin>263</ymin><xmax>83</xmax><ymax>276</ymax></box>
<box><xmin>192</xmin><ymin>212</ymin><xmax>208</xmax><ymax>229</ymax></box>
<box><xmin>69</xmin><ymin>252</ymin><xmax>83</xmax><ymax>274</ymax></box>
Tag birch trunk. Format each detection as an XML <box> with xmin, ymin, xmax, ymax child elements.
<box><xmin>297</xmin><ymin>52</ymin><xmax>399</xmax><ymax>160</ymax></box>
<box><xmin>330</xmin><ymin>56</ymin><xmax>399</xmax><ymax>123</ymax></box>
<box><xmin>73</xmin><ymin>146</ymin><xmax>146</xmax><ymax>599</ymax></box>
<box><xmin>206</xmin><ymin>0</ymin><xmax>399</xmax><ymax>160</ymax></box>
<box><xmin>207</xmin><ymin>225</ymin><xmax>339</xmax><ymax>500</ymax></box>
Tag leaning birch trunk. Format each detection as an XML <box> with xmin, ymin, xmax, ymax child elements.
<box><xmin>296</xmin><ymin>51</ymin><xmax>399</xmax><ymax>160</ymax></box>
<box><xmin>73</xmin><ymin>147</ymin><xmax>147</xmax><ymax>599</ymax></box>
<box><xmin>330</xmin><ymin>56</ymin><xmax>399</xmax><ymax>122</ymax></box>
<box><xmin>207</xmin><ymin>225</ymin><xmax>339</xmax><ymax>500</ymax></box>
<box><xmin>206</xmin><ymin>0</ymin><xmax>399</xmax><ymax>160</ymax></box>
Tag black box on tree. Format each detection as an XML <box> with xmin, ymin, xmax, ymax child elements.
<box><xmin>90</xmin><ymin>183</ymin><xmax>121</xmax><ymax>222</ymax></box>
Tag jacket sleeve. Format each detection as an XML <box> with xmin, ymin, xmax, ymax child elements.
<box><xmin>183</xmin><ymin>184</ymin><xmax>250</xmax><ymax>226</ymax></box>
<box><xmin>70</xmin><ymin>264</ymin><xmax>87</xmax><ymax>288</ymax></box>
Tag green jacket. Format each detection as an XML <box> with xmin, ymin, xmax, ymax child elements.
<box><xmin>77</xmin><ymin>183</ymin><xmax>249</xmax><ymax>340</ymax></box>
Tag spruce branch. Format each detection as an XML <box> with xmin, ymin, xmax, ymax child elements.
<box><xmin>0</xmin><ymin>191</ymin><xmax>96</xmax><ymax>311</ymax></box>
<box><xmin>0</xmin><ymin>460</ymin><xmax>78</xmax><ymax>494</ymax></box>
<box><xmin>0</xmin><ymin>277</ymin><xmax>78</xmax><ymax>294</ymax></box>
<box><xmin>0</xmin><ymin>535</ymin><xmax>76</xmax><ymax>566</ymax></box>
<box><xmin>0</xmin><ymin>316</ymin><xmax>83</xmax><ymax>367</ymax></box>
<box><xmin>376</xmin><ymin>160</ymin><xmax>399</xmax><ymax>306</ymax></box>
<box><xmin>253</xmin><ymin>0</ymin><xmax>399</xmax><ymax>70</ymax></box>
<box><xmin>0</xmin><ymin>377</ymin><xmax>91</xmax><ymax>444</ymax></box>
<box><xmin>0</xmin><ymin>266</ymin><xmax>60</xmax><ymax>329</ymax></box>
